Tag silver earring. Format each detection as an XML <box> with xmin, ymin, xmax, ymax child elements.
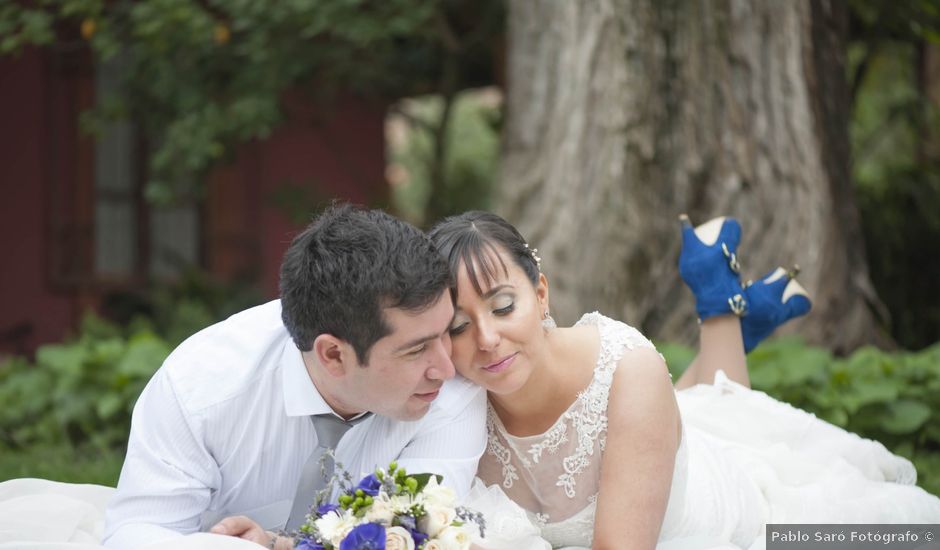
<box><xmin>541</xmin><ymin>309</ymin><xmax>556</xmax><ymax>330</ymax></box>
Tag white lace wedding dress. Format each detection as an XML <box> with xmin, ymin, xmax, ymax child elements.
<box><xmin>469</xmin><ymin>313</ymin><xmax>940</xmax><ymax>550</ymax></box>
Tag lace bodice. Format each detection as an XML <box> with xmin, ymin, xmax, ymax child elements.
<box><xmin>476</xmin><ymin>312</ymin><xmax>668</xmax><ymax>548</ymax></box>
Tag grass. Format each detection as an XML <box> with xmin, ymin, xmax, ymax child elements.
<box><xmin>0</xmin><ymin>444</ymin><xmax>124</xmax><ymax>486</ymax></box>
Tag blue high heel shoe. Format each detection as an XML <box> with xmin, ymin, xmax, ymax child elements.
<box><xmin>678</xmin><ymin>214</ymin><xmax>747</xmax><ymax>320</ymax></box>
<box><xmin>741</xmin><ymin>266</ymin><xmax>812</xmax><ymax>352</ymax></box>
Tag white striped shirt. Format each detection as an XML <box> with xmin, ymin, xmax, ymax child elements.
<box><xmin>102</xmin><ymin>300</ymin><xmax>486</xmax><ymax>549</ymax></box>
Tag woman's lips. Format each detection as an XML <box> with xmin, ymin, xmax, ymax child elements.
<box><xmin>483</xmin><ymin>353</ymin><xmax>517</xmax><ymax>374</ymax></box>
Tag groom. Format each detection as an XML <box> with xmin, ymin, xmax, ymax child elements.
<box><xmin>102</xmin><ymin>204</ymin><xmax>486</xmax><ymax>549</ymax></box>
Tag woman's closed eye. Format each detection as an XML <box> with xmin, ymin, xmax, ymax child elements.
<box><xmin>450</xmin><ymin>297</ymin><xmax>516</xmax><ymax>336</ymax></box>
<box><xmin>449</xmin><ymin>313</ymin><xmax>470</xmax><ymax>336</ymax></box>
<box><xmin>492</xmin><ymin>294</ymin><xmax>515</xmax><ymax>315</ymax></box>
<box><xmin>494</xmin><ymin>303</ymin><xmax>514</xmax><ymax>315</ymax></box>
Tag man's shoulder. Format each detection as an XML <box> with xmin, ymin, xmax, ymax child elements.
<box><xmin>159</xmin><ymin>299</ymin><xmax>291</xmax><ymax>411</ymax></box>
<box><xmin>427</xmin><ymin>375</ymin><xmax>485</xmax><ymax>419</ymax></box>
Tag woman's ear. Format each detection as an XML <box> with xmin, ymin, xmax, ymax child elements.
<box><xmin>312</xmin><ymin>334</ymin><xmax>352</xmax><ymax>378</ymax></box>
<box><xmin>537</xmin><ymin>272</ymin><xmax>550</xmax><ymax>314</ymax></box>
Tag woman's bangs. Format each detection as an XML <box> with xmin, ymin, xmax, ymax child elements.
<box><xmin>456</xmin><ymin>238</ymin><xmax>508</xmax><ymax>297</ymax></box>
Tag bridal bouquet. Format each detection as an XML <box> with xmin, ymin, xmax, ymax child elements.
<box><xmin>294</xmin><ymin>461</ymin><xmax>484</xmax><ymax>550</ymax></box>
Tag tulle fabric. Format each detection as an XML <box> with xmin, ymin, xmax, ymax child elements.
<box><xmin>0</xmin><ymin>479</ymin><xmax>263</xmax><ymax>549</ymax></box>
<box><xmin>678</xmin><ymin>371</ymin><xmax>940</xmax><ymax>527</ymax></box>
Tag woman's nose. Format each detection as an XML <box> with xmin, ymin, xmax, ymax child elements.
<box><xmin>476</xmin><ymin>320</ymin><xmax>500</xmax><ymax>351</ymax></box>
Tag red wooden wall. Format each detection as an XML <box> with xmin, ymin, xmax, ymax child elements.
<box><xmin>0</xmin><ymin>48</ymin><xmax>388</xmax><ymax>357</ymax></box>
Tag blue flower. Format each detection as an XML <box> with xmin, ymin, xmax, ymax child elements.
<box><xmin>407</xmin><ymin>527</ymin><xmax>428</xmax><ymax>549</ymax></box>
<box><xmin>340</xmin><ymin>523</ymin><xmax>386</xmax><ymax>550</ymax></box>
<box><xmin>317</xmin><ymin>503</ymin><xmax>340</xmax><ymax>516</ymax></box>
<box><xmin>354</xmin><ymin>473</ymin><xmax>382</xmax><ymax>497</ymax></box>
<box><xmin>295</xmin><ymin>536</ymin><xmax>326</xmax><ymax>550</ymax></box>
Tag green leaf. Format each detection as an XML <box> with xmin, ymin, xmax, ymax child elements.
<box><xmin>117</xmin><ymin>332</ymin><xmax>171</xmax><ymax>378</ymax></box>
<box><xmin>818</xmin><ymin>407</ymin><xmax>849</xmax><ymax>427</ymax></box>
<box><xmin>409</xmin><ymin>472</ymin><xmax>443</xmax><ymax>493</ymax></box>
<box><xmin>36</xmin><ymin>343</ymin><xmax>88</xmax><ymax>375</ymax></box>
<box><xmin>880</xmin><ymin>400</ymin><xmax>931</xmax><ymax>434</ymax></box>
<box><xmin>842</xmin><ymin>379</ymin><xmax>901</xmax><ymax>413</ymax></box>
<box><xmin>96</xmin><ymin>393</ymin><xmax>124</xmax><ymax>419</ymax></box>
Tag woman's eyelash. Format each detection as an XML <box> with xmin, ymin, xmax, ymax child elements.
<box><xmin>449</xmin><ymin>303</ymin><xmax>513</xmax><ymax>335</ymax></box>
<box><xmin>495</xmin><ymin>304</ymin><xmax>514</xmax><ymax>315</ymax></box>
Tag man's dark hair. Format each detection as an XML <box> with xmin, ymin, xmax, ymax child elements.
<box><xmin>280</xmin><ymin>204</ymin><xmax>452</xmax><ymax>364</ymax></box>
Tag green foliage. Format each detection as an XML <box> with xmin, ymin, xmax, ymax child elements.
<box><xmin>660</xmin><ymin>337</ymin><xmax>940</xmax><ymax>496</ymax></box>
<box><xmin>140</xmin><ymin>269</ymin><xmax>264</xmax><ymax>346</ymax></box>
<box><xmin>0</xmin><ymin>272</ymin><xmax>262</xmax><ymax>462</ymax></box>
<box><xmin>0</xmin><ymin>314</ymin><xmax>171</xmax><ymax>452</ymax></box>
<box><xmin>658</xmin><ymin>341</ymin><xmax>696</xmax><ymax>380</ymax></box>
<box><xmin>848</xmin><ymin>1</ymin><xmax>940</xmax><ymax>349</ymax></box>
<box><xmin>389</xmin><ymin>88</ymin><xmax>502</xmax><ymax>227</ymax></box>
<box><xmin>0</xmin><ymin>444</ymin><xmax>124</xmax><ymax>485</ymax></box>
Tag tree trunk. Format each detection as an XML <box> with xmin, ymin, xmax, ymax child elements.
<box><xmin>498</xmin><ymin>0</ymin><xmax>887</xmax><ymax>353</ymax></box>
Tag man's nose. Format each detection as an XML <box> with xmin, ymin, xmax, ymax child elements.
<box><xmin>426</xmin><ymin>338</ymin><xmax>456</xmax><ymax>381</ymax></box>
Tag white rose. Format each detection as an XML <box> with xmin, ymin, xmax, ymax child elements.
<box><xmin>435</xmin><ymin>525</ymin><xmax>472</xmax><ymax>550</ymax></box>
<box><xmin>417</xmin><ymin>504</ymin><xmax>456</xmax><ymax>538</ymax></box>
<box><xmin>314</xmin><ymin>509</ymin><xmax>358</xmax><ymax>548</ymax></box>
<box><xmin>385</xmin><ymin>526</ymin><xmax>416</xmax><ymax>550</ymax></box>
<box><xmin>421</xmin><ymin>477</ymin><xmax>457</xmax><ymax>508</ymax></box>
<box><xmin>423</xmin><ymin>541</ymin><xmax>443</xmax><ymax>550</ymax></box>
<box><xmin>364</xmin><ymin>496</ymin><xmax>395</xmax><ymax>524</ymax></box>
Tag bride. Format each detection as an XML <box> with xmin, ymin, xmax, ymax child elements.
<box><xmin>428</xmin><ymin>211</ymin><xmax>940</xmax><ymax>550</ymax></box>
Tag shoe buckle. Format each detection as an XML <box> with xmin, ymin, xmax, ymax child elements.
<box><xmin>721</xmin><ymin>243</ymin><xmax>741</xmax><ymax>273</ymax></box>
<box><xmin>728</xmin><ymin>294</ymin><xmax>747</xmax><ymax>316</ymax></box>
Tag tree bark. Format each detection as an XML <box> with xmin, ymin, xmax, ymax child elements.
<box><xmin>499</xmin><ymin>0</ymin><xmax>887</xmax><ymax>353</ymax></box>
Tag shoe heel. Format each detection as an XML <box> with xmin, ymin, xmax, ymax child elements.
<box><xmin>679</xmin><ymin>214</ymin><xmax>741</xmax><ymax>247</ymax></box>
<box><xmin>741</xmin><ymin>267</ymin><xmax>812</xmax><ymax>352</ymax></box>
<box><xmin>782</xmin><ymin>279</ymin><xmax>812</xmax><ymax>316</ymax></box>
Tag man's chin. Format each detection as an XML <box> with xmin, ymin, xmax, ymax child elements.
<box><xmin>396</xmin><ymin>399</ymin><xmax>433</xmax><ymax>422</ymax></box>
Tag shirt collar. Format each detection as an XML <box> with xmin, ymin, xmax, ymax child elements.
<box><xmin>281</xmin><ymin>339</ymin><xmax>336</xmax><ymax>417</ymax></box>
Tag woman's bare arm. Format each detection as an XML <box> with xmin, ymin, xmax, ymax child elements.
<box><xmin>592</xmin><ymin>347</ymin><xmax>681</xmax><ymax>550</ymax></box>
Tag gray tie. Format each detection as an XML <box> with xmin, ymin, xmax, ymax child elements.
<box><xmin>285</xmin><ymin>413</ymin><xmax>370</xmax><ymax>531</ymax></box>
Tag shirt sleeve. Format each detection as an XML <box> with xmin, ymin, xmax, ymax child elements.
<box><xmin>102</xmin><ymin>369</ymin><xmax>221</xmax><ymax>549</ymax></box>
<box><xmin>396</xmin><ymin>379</ymin><xmax>487</xmax><ymax>500</ymax></box>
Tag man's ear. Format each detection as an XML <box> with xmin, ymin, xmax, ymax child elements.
<box><xmin>312</xmin><ymin>334</ymin><xmax>353</xmax><ymax>377</ymax></box>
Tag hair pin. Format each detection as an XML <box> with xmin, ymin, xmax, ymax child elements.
<box><xmin>524</xmin><ymin>243</ymin><xmax>542</xmax><ymax>271</ymax></box>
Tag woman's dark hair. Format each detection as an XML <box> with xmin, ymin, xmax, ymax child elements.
<box><xmin>279</xmin><ymin>203</ymin><xmax>451</xmax><ymax>364</ymax></box>
<box><xmin>428</xmin><ymin>211</ymin><xmax>540</xmax><ymax>297</ymax></box>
